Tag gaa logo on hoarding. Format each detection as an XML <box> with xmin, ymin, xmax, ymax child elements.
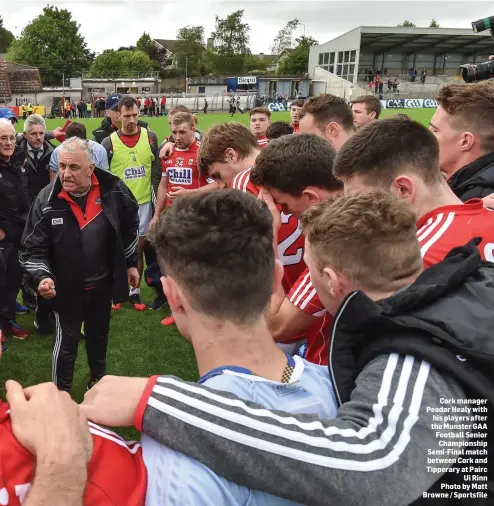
<box><xmin>423</xmin><ymin>99</ymin><xmax>438</xmax><ymax>108</ymax></box>
<box><xmin>386</xmin><ymin>99</ymin><xmax>404</xmax><ymax>108</ymax></box>
<box><xmin>268</xmin><ymin>102</ymin><xmax>292</xmax><ymax>112</ymax></box>
<box><xmin>405</xmin><ymin>99</ymin><xmax>423</xmax><ymax>108</ymax></box>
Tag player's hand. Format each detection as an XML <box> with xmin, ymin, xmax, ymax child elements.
<box><xmin>81</xmin><ymin>375</ymin><xmax>149</xmax><ymax>427</ymax></box>
<box><xmin>259</xmin><ymin>188</ymin><xmax>281</xmax><ymax>235</ymax></box>
<box><xmin>483</xmin><ymin>193</ymin><xmax>494</xmax><ymax>210</ymax></box>
<box><xmin>159</xmin><ymin>142</ymin><xmax>174</xmax><ymax>159</ymax></box>
<box><xmin>38</xmin><ymin>278</ymin><xmax>56</xmax><ymax>299</ymax></box>
<box><xmin>168</xmin><ymin>186</ymin><xmax>187</xmax><ymax>200</ymax></box>
<box><xmin>6</xmin><ymin>380</ymin><xmax>93</xmax><ymax>465</ymax></box>
<box><xmin>0</xmin><ymin>228</ymin><xmax>5</xmax><ymax>241</ymax></box>
<box><xmin>149</xmin><ymin>215</ymin><xmax>159</xmax><ymax>230</ymax></box>
<box><xmin>52</xmin><ymin>126</ymin><xmax>64</xmax><ymax>140</ymax></box>
<box><xmin>127</xmin><ymin>267</ymin><xmax>140</xmax><ymax>288</ymax></box>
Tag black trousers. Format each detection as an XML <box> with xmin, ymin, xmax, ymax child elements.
<box><xmin>53</xmin><ymin>281</ymin><xmax>112</xmax><ymax>392</ymax></box>
<box><xmin>0</xmin><ymin>241</ymin><xmax>23</xmax><ymax>325</ymax></box>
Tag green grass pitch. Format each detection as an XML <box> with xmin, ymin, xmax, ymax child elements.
<box><xmin>1</xmin><ymin>108</ymin><xmax>435</xmax><ymax>410</ymax></box>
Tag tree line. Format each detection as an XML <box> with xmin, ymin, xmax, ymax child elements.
<box><xmin>1</xmin><ymin>7</ymin><xmax>318</xmax><ymax>85</ymax></box>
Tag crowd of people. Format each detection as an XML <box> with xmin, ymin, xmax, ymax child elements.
<box><xmin>0</xmin><ymin>79</ymin><xmax>494</xmax><ymax>504</ymax></box>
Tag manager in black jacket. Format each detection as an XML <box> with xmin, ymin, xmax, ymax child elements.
<box><xmin>431</xmin><ymin>81</ymin><xmax>494</xmax><ymax>200</ymax></box>
<box><xmin>20</xmin><ymin>136</ymin><xmax>140</xmax><ymax>392</ymax></box>
<box><xmin>0</xmin><ymin>118</ymin><xmax>30</xmax><ymax>340</ymax></box>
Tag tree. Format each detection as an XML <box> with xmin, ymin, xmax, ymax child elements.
<box><xmin>89</xmin><ymin>49</ymin><xmax>154</xmax><ymax>78</ymax></box>
<box><xmin>211</xmin><ymin>10</ymin><xmax>251</xmax><ymax>74</ymax></box>
<box><xmin>244</xmin><ymin>55</ymin><xmax>269</xmax><ymax>74</ymax></box>
<box><xmin>270</xmin><ymin>19</ymin><xmax>299</xmax><ymax>56</ymax></box>
<box><xmin>0</xmin><ymin>16</ymin><xmax>14</xmax><ymax>53</ymax></box>
<box><xmin>397</xmin><ymin>20</ymin><xmax>417</xmax><ymax>27</ymax></box>
<box><xmin>174</xmin><ymin>26</ymin><xmax>210</xmax><ymax>76</ymax></box>
<box><xmin>429</xmin><ymin>19</ymin><xmax>440</xmax><ymax>27</ymax></box>
<box><xmin>277</xmin><ymin>35</ymin><xmax>318</xmax><ymax>76</ymax></box>
<box><xmin>6</xmin><ymin>6</ymin><xmax>92</xmax><ymax>84</ymax></box>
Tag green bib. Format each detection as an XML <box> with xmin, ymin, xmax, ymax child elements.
<box><xmin>110</xmin><ymin>128</ymin><xmax>154</xmax><ymax>204</ymax></box>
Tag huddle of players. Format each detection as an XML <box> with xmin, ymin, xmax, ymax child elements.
<box><xmin>3</xmin><ymin>82</ymin><xmax>494</xmax><ymax>505</ymax></box>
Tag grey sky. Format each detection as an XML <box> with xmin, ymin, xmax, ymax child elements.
<box><xmin>2</xmin><ymin>1</ymin><xmax>493</xmax><ymax>55</ymax></box>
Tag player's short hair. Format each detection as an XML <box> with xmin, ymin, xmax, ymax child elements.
<box><xmin>394</xmin><ymin>113</ymin><xmax>412</xmax><ymax>121</ymax></box>
<box><xmin>351</xmin><ymin>95</ymin><xmax>382</xmax><ymax>119</ymax></box>
<box><xmin>65</xmin><ymin>122</ymin><xmax>87</xmax><ymax>140</ymax></box>
<box><xmin>299</xmin><ymin>94</ymin><xmax>354</xmax><ymax>132</ymax></box>
<box><xmin>301</xmin><ymin>190</ymin><xmax>422</xmax><ymax>292</ymax></box>
<box><xmin>436</xmin><ymin>81</ymin><xmax>494</xmax><ymax>152</ymax></box>
<box><xmin>249</xmin><ymin>107</ymin><xmax>271</xmax><ymax>119</ymax></box>
<box><xmin>198</xmin><ymin>122</ymin><xmax>259</xmax><ymax>176</ymax></box>
<box><xmin>291</xmin><ymin>99</ymin><xmax>305</xmax><ymax>108</ymax></box>
<box><xmin>333</xmin><ymin>117</ymin><xmax>443</xmax><ymax>186</ymax></box>
<box><xmin>266</xmin><ymin>121</ymin><xmax>293</xmax><ymax>140</ymax></box>
<box><xmin>169</xmin><ymin>105</ymin><xmax>191</xmax><ymax>116</ymax></box>
<box><xmin>149</xmin><ymin>190</ymin><xmax>275</xmax><ymax>325</ymax></box>
<box><xmin>171</xmin><ymin>112</ymin><xmax>195</xmax><ymax>128</ymax></box>
<box><xmin>118</xmin><ymin>95</ymin><xmax>138</xmax><ymax>112</ymax></box>
<box><xmin>251</xmin><ymin>134</ymin><xmax>341</xmax><ymax>196</ymax></box>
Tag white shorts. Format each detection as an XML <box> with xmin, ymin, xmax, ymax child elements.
<box><xmin>138</xmin><ymin>202</ymin><xmax>153</xmax><ymax>237</ymax></box>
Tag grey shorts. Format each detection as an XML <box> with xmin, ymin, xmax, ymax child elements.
<box><xmin>138</xmin><ymin>202</ymin><xmax>153</xmax><ymax>237</ymax></box>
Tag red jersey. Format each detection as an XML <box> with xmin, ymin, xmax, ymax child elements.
<box><xmin>161</xmin><ymin>140</ymin><xmax>206</xmax><ymax>206</ymax></box>
<box><xmin>230</xmin><ymin>168</ymin><xmax>306</xmax><ymax>294</ymax></box>
<box><xmin>290</xmin><ymin>122</ymin><xmax>300</xmax><ymax>133</ymax></box>
<box><xmin>0</xmin><ymin>401</ymin><xmax>146</xmax><ymax>505</ymax></box>
<box><xmin>417</xmin><ymin>199</ymin><xmax>494</xmax><ymax>267</ymax></box>
<box><xmin>256</xmin><ymin>136</ymin><xmax>268</xmax><ymax>149</ymax></box>
<box><xmin>289</xmin><ymin>199</ymin><xmax>494</xmax><ymax>365</ymax></box>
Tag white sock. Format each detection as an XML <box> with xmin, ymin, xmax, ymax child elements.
<box><xmin>129</xmin><ymin>287</ymin><xmax>140</xmax><ymax>296</ymax></box>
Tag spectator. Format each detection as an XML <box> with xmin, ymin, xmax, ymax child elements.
<box><xmin>421</xmin><ymin>69</ymin><xmax>427</xmax><ymax>84</ymax></box>
<box><xmin>203</xmin><ymin>98</ymin><xmax>208</xmax><ymax>115</ymax></box>
<box><xmin>0</xmin><ymin>119</ymin><xmax>30</xmax><ymax>340</ymax></box>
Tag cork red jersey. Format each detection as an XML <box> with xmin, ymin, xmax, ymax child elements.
<box><xmin>161</xmin><ymin>140</ymin><xmax>206</xmax><ymax>206</ymax></box>
<box><xmin>230</xmin><ymin>168</ymin><xmax>306</xmax><ymax>294</ymax></box>
<box><xmin>256</xmin><ymin>136</ymin><xmax>269</xmax><ymax>149</ymax></box>
<box><xmin>0</xmin><ymin>401</ymin><xmax>146</xmax><ymax>505</ymax></box>
<box><xmin>289</xmin><ymin>199</ymin><xmax>494</xmax><ymax>365</ymax></box>
<box><xmin>290</xmin><ymin>123</ymin><xmax>300</xmax><ymax>133</ymax></box>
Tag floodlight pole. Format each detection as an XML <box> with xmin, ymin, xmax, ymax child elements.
<box><xmin>185</xmin><ymin>56</ymin><xmax>188</xmax><ymax>94</ymax></box>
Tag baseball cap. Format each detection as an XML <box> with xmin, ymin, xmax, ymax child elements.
<box><xmin>0</xmin><ymin>107</ymin><xmax>17</xmax><ymax>123</ymax></box>
<box><xmin>105</xmin><ymin>94</ymin><xmax>122</xmax><ymax>111</ymax></box>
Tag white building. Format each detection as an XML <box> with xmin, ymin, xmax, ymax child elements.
<box><xmin>309</xmin><ymin>26</ymin><xmax>493</xmax><ymax>85</ymax></box>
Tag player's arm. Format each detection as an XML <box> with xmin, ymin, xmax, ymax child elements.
<box><xmin>169</xmin><ymin>181</ymin><xmax>220</xmax><ymax>199</ymax></box>
<box><xmin>269</xmin><ymin>296</ymin><xmax>320</xmax><ymax>343</ymax></box>
<box><xmin>153</xmin><ymin>173</ymin><xmax>169</xmax><ymax>222</ymax></box>
<box><xmin>149</xmin><ymin>131</ymin><xmax>162</xmax><ymax>202</ymax></box>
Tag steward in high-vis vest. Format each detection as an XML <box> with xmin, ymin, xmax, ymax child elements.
<box><xmin>101</xmin><ymin>95</ymin><xmax>161</xmax><ymax>312</ymax></box>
